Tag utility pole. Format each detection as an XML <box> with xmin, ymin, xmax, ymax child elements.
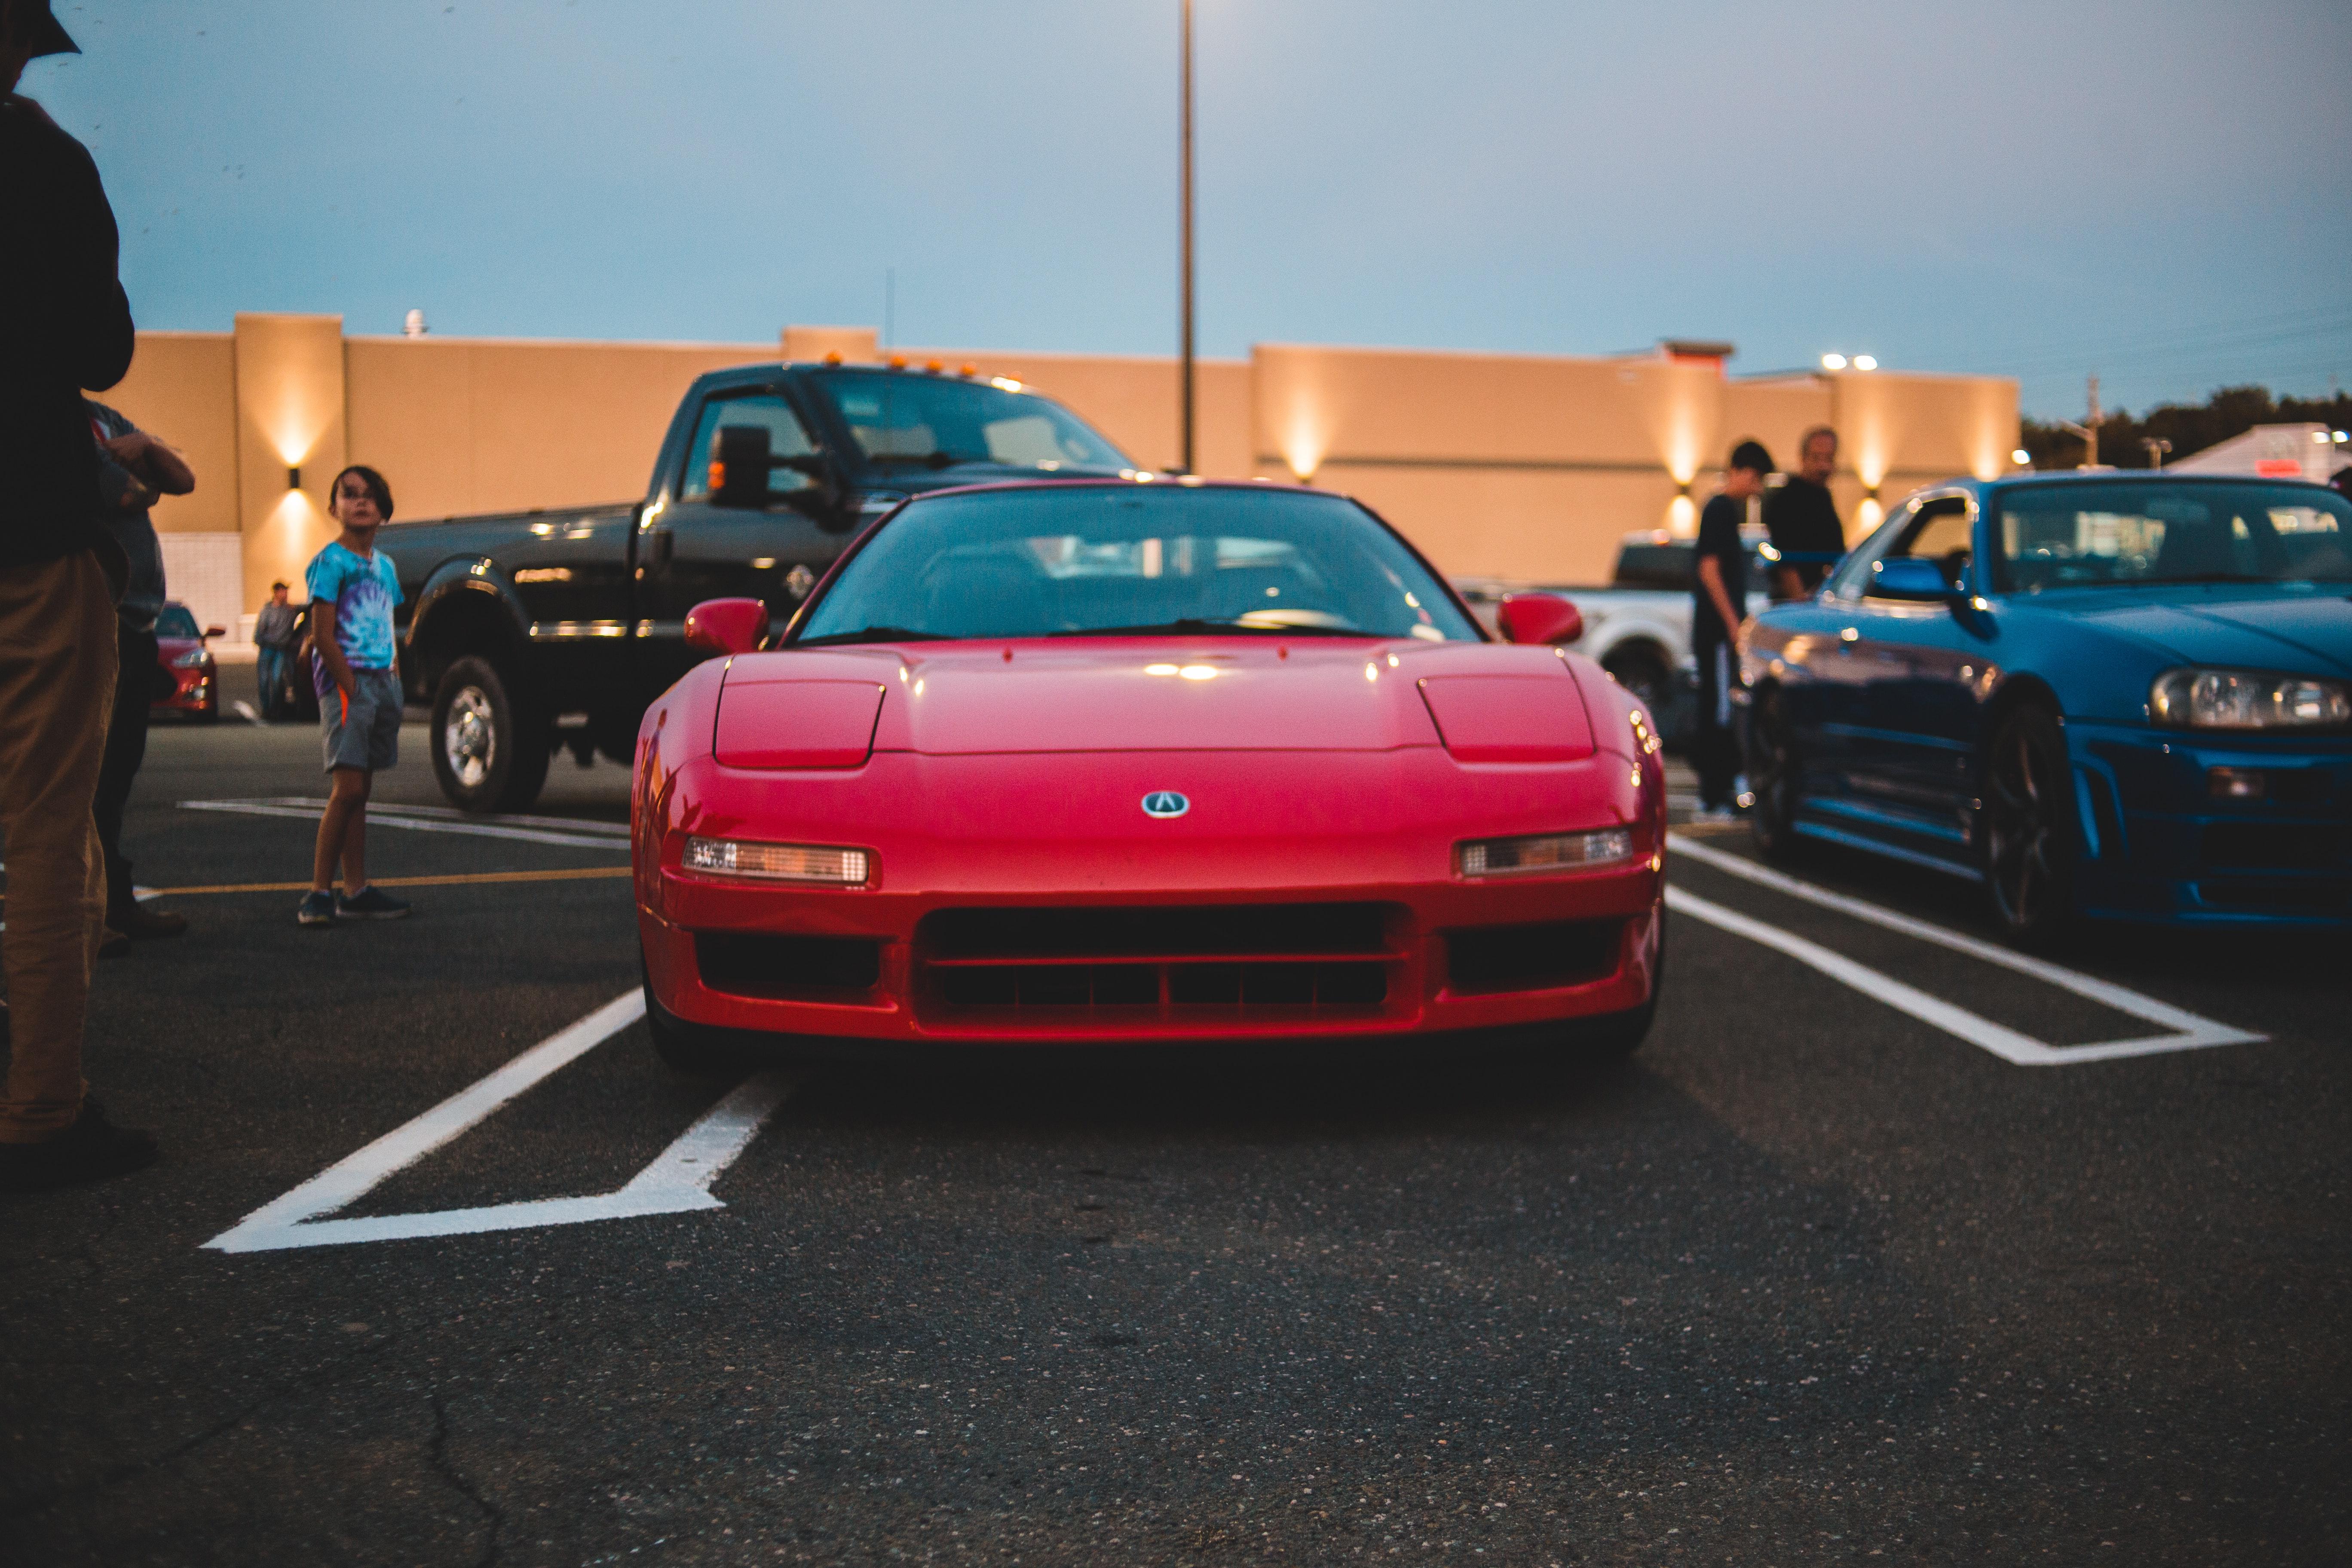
<box><xmin>1178</xmin><ymin>0</ymin><xmax>1195</xmax><ymax>474</ymax></box>
<box><xmin>2058</xmin><ymin>373</ymin><xmax>2105</xmax><ymax>468</ymax></box>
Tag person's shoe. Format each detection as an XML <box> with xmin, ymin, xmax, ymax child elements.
<box><xmin>297</xmin><ymin>890</ymin><xmax>338</xmax><ymax>926</ymax></box>
<box><xmin>336</xmin><ymin>885</ymin><xmax>411</xmax><ymax>921</ymax></box>
<box><xmin>0</xmin><ymin>1099</ymin><xmax>158</xmax><ymax>1193</ymax></box>
<box><xmin>116</xmin><ymin>904</ymin><xmax>189</xmax><ymax>940</ymax></box>
<box><xmin>1689</xmin><ymin>805</ymin><xmax>1740</xmax><ymax>825</ymax></box>
<box><xmin>96</xmin><ymin>927</ymin><xmax>131</xmax><ymax>960</ymax></box>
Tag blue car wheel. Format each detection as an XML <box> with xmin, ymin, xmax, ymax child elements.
<box><xmin>1982</xmin><ymin>704</ymin><xmax>2077</xmax><ymax>944</ymax></box>
<box><xmin>1748</xmin><ymin>686</ymin><xmax>1804</xmax><ymax>861</ymax></box>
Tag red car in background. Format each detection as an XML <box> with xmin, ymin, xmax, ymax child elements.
<box><xmin>152</xmin><ymin>601</ymin><xmax>224</xmax><ymax>722</ymax></box>
<box><xmin>633</xmin><ymin>481</ymin><xmax>1667</xmax><ymax>1072</ymax></box>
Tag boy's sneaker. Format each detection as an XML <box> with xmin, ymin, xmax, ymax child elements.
<box><xmin>297</xmin><ymin>890</ymin><xmax>338</xmax><ymax>925</ymax></box>
<box><xmin>336</xmin><ymin>885</ymin><xmax>411</xmax><ymax>921</ymax></box>
<box><xmin>1690</xmin><ymin>804</ymin><xmax>1740</xmax><ymax>825</ymax></box>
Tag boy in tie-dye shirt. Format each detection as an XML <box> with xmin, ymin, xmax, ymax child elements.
<box><xmin>299</xmin><ymin>465</ymin><xmax>410</xmax><ymax>925</ymax></box>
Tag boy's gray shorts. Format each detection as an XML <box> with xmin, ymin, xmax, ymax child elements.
<box><xmin>322</xmin><ymin>667</ymin><xmax>402</xmax><ymax>773</ymax></box>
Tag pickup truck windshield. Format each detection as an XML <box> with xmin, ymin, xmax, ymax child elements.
<box><xmin>795</xmin><ymin>486</ymin><xmax>1482</xmax><ymax>644</ymax></box>
<box><xmin>810</xmin><ymin>370</ymin><xmax>1132</xmax><ymax>473</ymax></box>
<box><xmin>1995</xmin><ymin>482</ymin><xmax>2352</xmax><ymax>591</ymax></box>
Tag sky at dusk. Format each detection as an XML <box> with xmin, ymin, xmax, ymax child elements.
<box><xmin>24</xmin><ymin>0</ymin><xmax>2352</xmax><ymax>420</ymax></box>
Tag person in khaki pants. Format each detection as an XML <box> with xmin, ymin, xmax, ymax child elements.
<box><xmin>0</xmin><ymin>0</ymin><xmax>157</xmax><ymax>1190</ymax></box>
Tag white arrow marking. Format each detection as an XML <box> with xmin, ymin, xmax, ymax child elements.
<box><xmin>204</xmin><ymin>991</ymin><xmax>791</xmax><ymax>1253</ymax></box>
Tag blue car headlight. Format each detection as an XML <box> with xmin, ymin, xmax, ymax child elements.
<box><xmin>2150</xmin><ymin>668</ymin><xmax>2351</xmax><ymax>731</ymax></box>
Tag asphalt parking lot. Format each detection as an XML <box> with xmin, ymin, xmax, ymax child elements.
<box><xmin>3</xmin><ymin>718</ymin><xmax>2346</xmax><ymax>1565</ymax></box>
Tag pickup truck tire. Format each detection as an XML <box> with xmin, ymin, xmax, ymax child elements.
<box><xmin>1747</xmin><ymin>685</ymin><xmax>1804</xmax><ymax>861</ymax></box>
<box><xmin>430</xmin><ymin>655</ymin><xmax>551</xmax><ymax>814</ymax></box>
<box><xmin>1600</xmin><ymin>646</ymin><xmax>1671</xmax><ymax>720</ymax></box>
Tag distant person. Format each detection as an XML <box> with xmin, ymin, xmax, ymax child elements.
<box><xmin>300</xmin><ymin>465</ymin><xmax>411</xmax><ymax>926</ymax></box>
<box><xmin>1763</xmin><ymin>425</ymin><xmax>1843</xmax><ymax>599</ymax></box>
<box><xmin>1691</xmin><ymin>440</ymin><xmax>1771</xmax><ymax>822</ymax></box>
<box><xmin>253</xmin><ymin>579</ymin><xmax>299</xmax><ymax>717</ymax></box>
<box><xmin>0</xmin><ymin>0</ymin><xmax>157</xmax><ymax>1190</ymax></box>
<box><xmin>87</xmin><ymin>397</ymin><xmax>194</xmax><ymax>952</ymax></box>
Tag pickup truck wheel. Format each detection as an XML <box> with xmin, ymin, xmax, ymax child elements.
<box><xmin>1601</xmin><ymin>647</ymin><xmax>1670</xmax><ymax>719</ymax></box>
<box><xmin>431</xmin><ymin>655</ymin><xmax>550</xmax><ymax>814</ymax></box>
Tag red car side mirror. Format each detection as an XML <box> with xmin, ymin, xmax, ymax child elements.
<box><xmin>684</xmin><ymin>597</ymin><xmax>771</xmax><ymax>655</ymax></box>
<box><xmin>1497</xmin><ymin>592</ymin><xmax>1583</xmax><ymax>646</ymax></box>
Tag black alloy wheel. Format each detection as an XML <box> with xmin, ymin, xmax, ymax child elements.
<box><xmin>1746</xmin><ymin>685</ymin><xmax>1804</xmax><ymax>861</ymax></box>
<box><xmin>429</xmin><ymin>655</ymin><xmax>551</xmax><ymax>814</ymax></box>
<box><xmin>1980</xmin><ymin>703</ymin><xmax>2076</xmax><ymax>945</ymax></box>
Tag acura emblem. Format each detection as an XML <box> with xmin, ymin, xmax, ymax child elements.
<box><xmin>1141</xmin><ymin>791</ymin><xmax>1190</xmax><ymax>819</ymax></box>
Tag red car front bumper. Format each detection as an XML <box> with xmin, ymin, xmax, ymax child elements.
<box><xmin>637</xmin><ymin>747</ymin><xmax>1665</xmax><ymax>1048</ymax></box>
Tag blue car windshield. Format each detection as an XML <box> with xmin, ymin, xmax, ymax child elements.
<box><xmin>1996</xmin><ymin>481</ymin><xmax>2352</xmax><ymax>591</ymax></box>
<box><xmin>794</xmin><ymin>486</ymin><xmax>1484</xmax><ymax>644</ymax></box>
<box><xmin>808</xmin><ymin>370</ymin><xmax>1133</xmax><ymax>474</ymax></box>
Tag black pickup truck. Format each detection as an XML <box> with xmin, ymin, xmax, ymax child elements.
<box><xmin>380</xmin><ymin>361</ymin><xmax>1137</xmax><ymax>811</ymax></box>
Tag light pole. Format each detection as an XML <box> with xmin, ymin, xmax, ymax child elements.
<box><xmin>1179</xmin><ymin>0</ymin><xmax>1195</xmax><ymax>474</ymax></box>
<box><xmin>2058</xmin><ymin>374</ymin><xmax>2105</xmax><ymax>469</ymax></box>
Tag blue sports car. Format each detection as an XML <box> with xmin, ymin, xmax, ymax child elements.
<box><xmin>1740</xmin><ymin>472</ymin><xmax>2351</xmax><ymax>940</ymax></box>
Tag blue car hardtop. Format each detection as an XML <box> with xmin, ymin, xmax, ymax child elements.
<box><xmin>1740</xmin><ymin>470</ymin><xmax>2351</xmax><ymax>941</ymax></box>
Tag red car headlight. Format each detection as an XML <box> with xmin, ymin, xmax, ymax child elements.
<box><xmin>683</xmin><ymin>836</ymin><xmax>871</xmax><ymax>886</ymax></box>
<box><xmin>1457</xmin><ymin>828</ymin><xmax>1632</xmax><ymax>878</ymax></box>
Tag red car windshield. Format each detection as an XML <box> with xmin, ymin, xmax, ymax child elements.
<box><xmin>794</xmin><ymin>486</ymin><xmax>1484</xmax><ymax>644</ymax></box>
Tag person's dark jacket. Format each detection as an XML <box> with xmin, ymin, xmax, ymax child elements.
<box><xmin>1</xmin><ymin>95</ymin><xmax>136</xmax><ymax>569</ymax></box>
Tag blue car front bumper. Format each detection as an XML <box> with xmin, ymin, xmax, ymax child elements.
<box><xmin>2068</xmin><ymin>720</ymin><xmax>2352</xmax><ymax>927</ymax></box>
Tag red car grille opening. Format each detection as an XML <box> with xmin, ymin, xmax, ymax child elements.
<box><xmin>919</xmin><ymin>903</ymin><xmax>1397</xmax><ymax>1017</ymax></box>
<box><xmin>695</xmin><ymin>932</ymin><xmax>882</xmax><ymax>999</ymax></box>
<box><xmin>1444</xmin><ymin>919</ymin><xmax>1624</xmax><ymax>996</ymax></box>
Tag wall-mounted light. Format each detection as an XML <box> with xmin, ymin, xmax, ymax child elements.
<box><xmin>1851</xmin><ymin>355</ymin><xmax>1878</xmax><ymax>372</ymax></box>
<box><xmin>286</xmin><ymin>466</ymin><xmax>302</xmax><ymax>490</ymax></box>
<box><xmin>1820</xmin><ymin>353</ymin><xmax>1847</xmax><ymax>371</ymax></box>
<box><xmin>2012</xmin><ymin>448</ymin><xmax>2032</xmax><ymax>466</ymax></box>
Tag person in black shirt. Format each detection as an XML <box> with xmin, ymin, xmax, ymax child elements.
<box><xmin>1690</xmin><ymin>439</ymin><xmax>1771</xmax><ymax>819</ymax></box>
<box><xmin>0</xmin><ymin>1</ymin><xmax>157</xmax><ymax>1191</ymax></box>
<box><xmin>1762</xmin><ymin>425</ymin><xmax>1844</xmax><ymax>598</ymax></box>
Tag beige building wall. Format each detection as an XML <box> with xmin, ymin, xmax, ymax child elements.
<box><xmin>100</xmin><ymin>331</ymin><xmax>241</xmax><ymax>536</ymax></box>
<box><xmin>98</xmin><ymin>318</ymin><xmax>2017</xmax><ymax>615</ymax></box>
<box><xmin>345</xmin><ymin>335</ymin><xmax>778</xmax><ymax>521</ymax></box>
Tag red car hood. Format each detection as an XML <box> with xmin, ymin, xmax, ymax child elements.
<box><xmin>720</xmin><ymin>638</ymin><xmax>1600</xmax><ymax>756</ymax></box>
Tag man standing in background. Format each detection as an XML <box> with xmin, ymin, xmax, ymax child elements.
<box><xmin>88</xmin><ymin>398</ymin><xmax>194</xmax><ymax>951</ymax></box>
<box><xmin>0</xmin><ymin>0</ymin><xmax>157</xmax><ymax>1188</ymax></box>
<box><xmin>1690</xmin><ymin>440</ymin><xmax>1771</xmax><ymax>822</ymax></box>
<box><xmin>1763</xmin><ymin>425</ymin><xmax>1844</xmax><ymax>600</ymax></box>
<box><xmin>254</xmin><ymin>580</ymin><xmax>300</xmax><ymax>718</ymax></box>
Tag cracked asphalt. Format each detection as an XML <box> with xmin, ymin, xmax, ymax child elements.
<box><xmin>2</xmin><ymin>721</ymin><xmax>2346</xmax><ymax>1565</ymax></box>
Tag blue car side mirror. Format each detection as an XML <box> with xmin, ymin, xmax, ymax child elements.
<box><xmin>1870</xmin><ymin>556</ymin><xmax>1962</xmax><ymax>602</ymax></box>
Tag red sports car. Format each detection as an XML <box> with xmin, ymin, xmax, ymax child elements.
<box><xmin>632</xmin><ymin>481</ymin><xmax>1666</xmax><ymax>1069</ymax></box>
<box><xmin>152</xmin><ymin>601</ymin><xmax>225</xmax><ymax>722</ymax></box>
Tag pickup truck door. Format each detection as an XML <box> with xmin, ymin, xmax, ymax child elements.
<box><xmin>636</xmin><ymin>386</ymin><xmax>850</xmax><ymax>692</ymax></box>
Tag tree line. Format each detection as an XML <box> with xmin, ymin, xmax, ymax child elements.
<box><xmin>2020</xmin><ymin>385</ymin><xmax>2351</xmax><ymax>470</ymax></box>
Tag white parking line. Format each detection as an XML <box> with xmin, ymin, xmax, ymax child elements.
<box><xmin>180</xmin><ymin>797</ymin><xmax>631</xmax><ymax>849</ymax></box>
<box><xmin>1666</xmin><ymin>835</ymin><xmax>2263</xmax><ymax>1066</ymax></box>
<box><xmin>205</xmin><ymin>991</ymin><xmax>791</xmax><ymax>1253</ymax></box>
